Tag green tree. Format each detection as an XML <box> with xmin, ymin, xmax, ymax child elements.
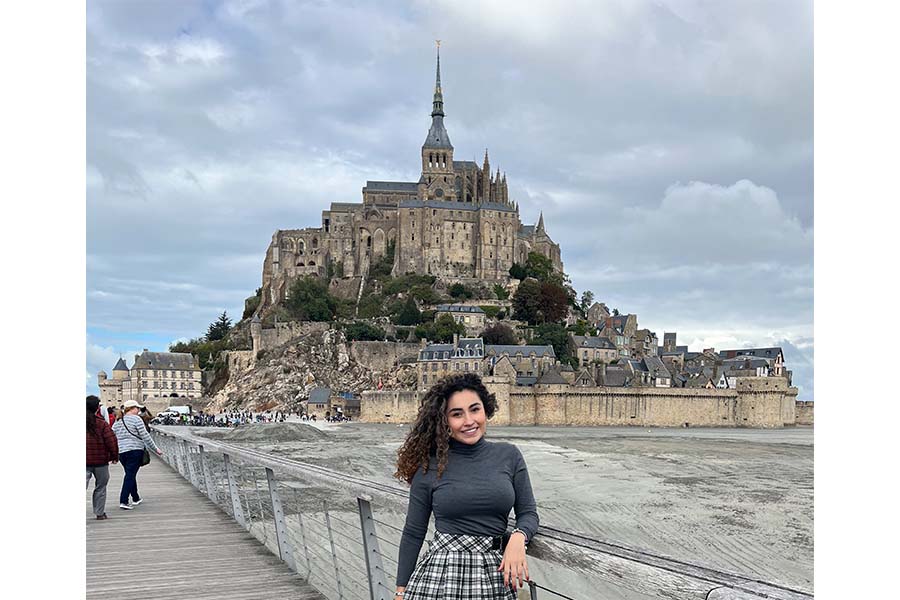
<box><xmin>207</xmin><ymin>311</ymin><xmax>232</xmax><ymax>341</ymax></box>
<box><xmin>285</xmin><ymin>276</ymin><xmax>338</xmax><ymax>321</ymax></box>
<box><xmin>493</xmin><ymin>284</ymin><xmax>510</xmax><ymax>300</ymax></box>
<box><xmin>579</xmin><ymin>290</ymin><xmax>595</xmax><ymax>314</ymax></box>
<box><xmin>512</xmin><ymin>278</ymin><xmax>543</xmax><ymax>324</ymax></box>
<box><xmin>415</xmin><ymin>314</ymin><xmax>465</xmax><ymax>342</ymax></box>
<box><xmin>508</xmin><ymin>263</ymin><xmax>527</xmax><ymax>281</ymax></box>
<box><xmin>567</xmin><ymin>319</ymin><xmax>589</xmax><ymax>336</ymax></box>
<box><xmin>448</xmin><ymin>283</ymin><xmax>473</xmax><ymax>300</ymax></box>
<box><xmin>539</xmin><ymin>281</ymin><xmax>570</xmax><ymax>324</ymax></box>
<box><xmin>342</xmin><ymin>321</ymin><xmax>387</xmax><ymax>341</ymax></box>
<box><xmin>394</xmin><ymin>296</ymin><xmax>422</xmax><ymax>325</ymax></box>
<box><xmin>525</xmin><ymin>252</ymin><xmax>555</xmax><ymax>282</ymax></box>
<box><xmin>532</xmin><ymin>323</ymin><xmax>574</xmax><ymax>366</ymax></box>
<box><xmin>481</xmin><ymin>323</ymin><xmax>518</xmax><ymax>345</ymax></box>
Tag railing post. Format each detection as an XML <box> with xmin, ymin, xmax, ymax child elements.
<box><xmin>323</xmin><ymin>502</ymin><xmax>345</xmax><ymax>599</ymax></box>
<box><xmin>265</xmin><ymin>467</ymin><xmax>297</xmax><ymax>572</ymax></box>
<box><xmin>181</xmin><ymin>440</ymin><xmax>199</xmax><ymax>487</ymax></box>
<box><xmin>293</xmin><ymin>488</ymin><xmax>312</xmax><ymax>578</ymax></box>
<box><xmin>223</xmin><ymin>453</ymin><xmax>247</xmax><ymax>529</ymax></box>
<box><xmin>357</xmin><ymin>497</ymin><xmax>390</xmax><ymax>600</ymax></box>
<box><xmin>197</xmin><ymin>445</ymin><xmax>219</xmax><ymax>504</ymax></box>
<box><xmin>174</xmin><ymin>439</ymin><xmax>186</xmax><ymax>476</ymax></box>
<box><xmin>527</xmin><ymin>580</ymin><xmax>538</xmax><ymax>599</ymax></box>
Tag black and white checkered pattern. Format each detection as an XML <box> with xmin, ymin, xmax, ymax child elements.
<box><xmin>403</xmin><ymin>531</ymin><xmax>517</xmax><ymax>600</ymax></box>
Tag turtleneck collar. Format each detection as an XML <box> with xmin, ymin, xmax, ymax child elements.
<box><xmin>448</xmin><ymin>435</ymin><xmax>487</xmax><ymax>455</ymax></box>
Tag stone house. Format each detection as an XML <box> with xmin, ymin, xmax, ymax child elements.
<box><xmin>586</xmin><ymin>302</ymin><xmax>610</xmax><ymax>328</ymax></box>
<box><xmin>630</xmin><ymin>329</ymin><xmax>659</xmax><ymax>359</ymax></box>
<box><xmin>434</xmin><ymin>304</ymin><xmax>486</xmax><ymax>336</ymax></box>
<box><xmin>601</xmin><ymin>314</ymin><xmax>638</xmax><ymax>357</ymax></box>
<box><xmin>306</xmin><ymin>386</ymin><xmax>332</xmax><ymax>418</ymax></box>
<box><xmin>569</xmin><ymin>335</ymin><xmax>618</xmax><ymax>367</ymax></box>
<box><xmin>98</xmin><ymin>351</ymin><xmax>202</xmax><ymax>406</ymax></box>
<box><xmin>718</xmin><ymin>347</ymin><xmax>785</xmax><ymax>377</ymax></box>
<box><xmin>416</xmin><ymin>336</ymin><xmax>557</xmax><ymax>390</ymax></box>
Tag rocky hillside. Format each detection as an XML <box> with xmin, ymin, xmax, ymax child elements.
<box><xmin>207</xmin><ymin>328</ymin><xmax>417</xmax><ymax>413</ymax></box>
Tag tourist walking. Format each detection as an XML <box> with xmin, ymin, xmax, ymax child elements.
<box><xmin>112</xmin><ymin>399</ymin><xmax>163</xmax><ymax>510</ymax></box>
<box><xmin>86</xmin><ymin>395</ymin><xmax>118</xmax><ymax>520</ymax></box>
<box><xmin>394</xmin><ymin>373</ymin><xmax>539</xmax><ymax>599</ymax></box>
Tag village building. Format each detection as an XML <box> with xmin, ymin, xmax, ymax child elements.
<box><xmin>434</xmin><ymin>304</ymin><xmax>486</xmax><ymax>336</ymax></box>
<box><xmin>97</xmin><ymin>351</ymin><xmax>202</xmax><ymax>406</ymax></box>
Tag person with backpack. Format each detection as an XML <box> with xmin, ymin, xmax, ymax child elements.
<box><xmin>112</xmin><ymin>400</ymin><xmax>163</xmax><ymax>510</ymax></box>
<box><xmin>86</xmin><ymin>395</ymin><xmax>118</xmax><ymax>520</ymax></box>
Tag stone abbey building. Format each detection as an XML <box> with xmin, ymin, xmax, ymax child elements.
<box><xmin>260</xmin><ymin>48</ymin><xmax>562</xmax><ymax>309</ymax></box>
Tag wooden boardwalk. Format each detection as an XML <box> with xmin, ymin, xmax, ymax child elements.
<box><xmin>86</xmin><ymin>456</ymin><xmax>326</xmax><ymax>600</ymax></box>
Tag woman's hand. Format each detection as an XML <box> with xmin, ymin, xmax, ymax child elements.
<box><xmin>395</xmin><ymin>586</ymin><xmax>406</xmax><ymax>597</ymax></box>
<box><xmin>498</xmin><ymin>531</ymin><xmax>529</xmax><ymax>589</ymax></box>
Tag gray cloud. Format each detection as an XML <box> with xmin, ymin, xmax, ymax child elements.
<box><xmin>87</xmin><ymin>0</ymin><xmax>813</xmax><ymax>398</ymax></box>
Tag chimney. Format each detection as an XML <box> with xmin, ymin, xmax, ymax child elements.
<box><xmin>420</xmin><ymin>338</ymin><xmax>428</xmax><ymax>349</ymax></box>
<box><xmin>134</xmin><ymin>354</ymin><xmax>140</xmax><ymax>364</ymax></box>
<box><xmin>453</xmin><ymin>333</ymin><xmax>459</xmax><ymax>346</ymax></box>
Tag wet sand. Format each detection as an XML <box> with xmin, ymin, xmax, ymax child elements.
<box><xmin>196</xmin><ymin>422</ymin><xmax>814</xmax><ymax>595</ymax></box>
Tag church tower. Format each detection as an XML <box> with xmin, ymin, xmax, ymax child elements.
<box><xmin>419</xmin><ymin>43</ymin><xmax>456</xmax><ymax>201</ymax></box>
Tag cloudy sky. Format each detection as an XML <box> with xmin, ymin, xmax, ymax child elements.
<box><xmin>86</xmin><ymin>0</ymin><xmax>813</xmax><ymax>399</ymax></box>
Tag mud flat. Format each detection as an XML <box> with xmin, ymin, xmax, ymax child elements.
<box><xmin>196</xmin><ymin>423</ymin><xmax>813</xmax><ymax>596</ymax></box>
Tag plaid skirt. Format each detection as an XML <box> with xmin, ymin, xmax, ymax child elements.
<box><xmin>403</xmin><ymin>531</ymin><xmax>517</xmax><ymax>600</ymax></box>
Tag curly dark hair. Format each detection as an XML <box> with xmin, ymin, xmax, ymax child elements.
<box><xmin>394</xmin><ymin>373</ymin><xmax>498</xmax><ymax>484</ymax></box>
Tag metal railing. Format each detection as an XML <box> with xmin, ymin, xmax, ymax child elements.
<box><xmin>153</xmin><ymin>427</ymin><xmax>813</xmax><ymax>600</ymax></box>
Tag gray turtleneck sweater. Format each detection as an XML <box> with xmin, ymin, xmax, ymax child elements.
<box><xmin>396</xmin><ymin>437</ymin><xmax>539</xmax><ymax>586</ymax></box>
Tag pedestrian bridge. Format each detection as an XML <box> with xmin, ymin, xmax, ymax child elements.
<box><xmin>87</xmin><ymin>427</ymin><xmax>815</xmax><ymax>600</ymax></box>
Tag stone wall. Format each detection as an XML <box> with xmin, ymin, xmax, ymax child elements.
<box><xmin>360</xmin><ymin>390</ymin><xmax>421</xmax><ymax>423</ymax></box>
<box><xmin>257</xmin><ymin>322</ymin><xmax>331</xmax><ymax>353</ymax></box>
<box><xmin>350</xmin><ymin>341</ymin><xmax>421</xmax><ymax>373</ymax></box>
<box><xmin>795</xmin><ymin>400</ymin><xmax>815</xmax><ymax>425</ymax></box>
<box><xmin>360</xmin><ymin>377</ymin><xmax>801</xmax><ymax>428</ymax></box>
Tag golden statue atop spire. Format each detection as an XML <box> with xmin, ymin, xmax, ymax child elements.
<box><xmin>436</xmin><ymin>39</ymin><xmax>441</xmax><ymax>48</ymax></box>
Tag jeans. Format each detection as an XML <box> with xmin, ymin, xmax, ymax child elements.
<box><xmin>119</xmin><ymin>449</ymin><xmax>144</xmax><ymax>505</ymax></box>
<box><xmin>86</xmin><ymin>465</ymin><xmax>110</xmax><ymax>516</ymax></box>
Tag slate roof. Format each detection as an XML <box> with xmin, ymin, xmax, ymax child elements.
<box><xmin>364</xmin><ymin>181</ymin><xmax>419</xmax><ymax>192</ymax></box>
<box><xmin>420</xmin><ymin>344</ymin><xmax>454</xmax><ymax>360</ymax></box>
<box><xmin>113</xmin><ymin>357</ymin><xmax>129</xmax><ymax>372</ymax></box>
<box><xmin>452</xmin><ymin>160</ymin><xmax>478</xmax><ymax>169</ymax></box>
<box><xmin>515</xmin><ymin>376</ymin><xmax>538</xmax><ymax>386</ymax></box>
<box><xmin>518</xmin><ymin>225</ymin><xmax>535</xmax><ymax>237</ymax></box>
<box><xmin>571</xmin><ymin>335</ymin><xmax>616</xmax><ymax>349</ymax></box>
<box><xmin>537</xmin><ymin>368</ymin><xmax>568</xmax><ymax>385</ymax></box>
<box><xmin>308</xmin><ymin>387</ymin><xmax>331</xmax><ymax>405</ymax></box>
<box><xmin>435</xmin><ymin>304</ymin><xmax>485</xmax><ymax>314</ymax></box>
<box><xmin>398</xmin><ymin>199</ymin><xmax>516</xmax><ymax>213</ymax></box>
<box><xmin>721</xmin><ymin>356</ymin><xmax>770</xmax><ymax>369</ymax></box>
<box><xmin>328</xmin><ymin>202</ymin><xmax>363</xmax><ymax>211</ymax></box>
<box><xmin>457</xmin><ymin>338</ymin><xmax>484</xmax><ymax>351</ymax></box>
<box><xmin>719</xmin><ymin>347</ymin><xmax>784</xmax><ymax>361</ymax></box>
<box><xmin>486</xmin><ymin>344</ymin><xmax>556</xmax><ymax>358</ymax></box>
<box><xmin>132</xmin><ymin>352</ymin><xmax>197</xmax><ymax>370</ymax></box>
<box><xmin>604</xmin><ymin>367</ymin><xmax>629</xmax><ymax>387</ymax></box>
<box><xmin>643</xmin><ymin>355</ymin><xmax>671</xmax><ymax>379</ymax></box>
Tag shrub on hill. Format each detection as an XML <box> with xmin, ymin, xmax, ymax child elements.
<box><xmin>342</xmin><ymin>321</ymin><xmax>387</xmax><ymax>341</ymax></box>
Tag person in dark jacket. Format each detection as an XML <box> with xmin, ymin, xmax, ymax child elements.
<box><xmin>86</xmin><ymin>395</ymin><xmax>119</xmax><ymax>520</ymax></box>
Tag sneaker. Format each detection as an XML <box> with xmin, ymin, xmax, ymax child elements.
<box><xmin>96</xmin><ymin>514</ymin><xmax>108</xmax><ymax>520</ymax></box>
<box><xmin>131</xmin><ymin>499</ymin><xmax>143</xmax><ymax>506</ymax></box>
<box><xmin>119</xmin><ymin>503</ymin><xmax>133</xmax><ymax>510</ymax></box>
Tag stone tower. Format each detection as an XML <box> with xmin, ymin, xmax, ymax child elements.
<box><xmin>250</xmin><ymin>313</ymin><xmax>262</xmax><ymax>355</ymax></box>
<box><xmin>112</xmin><ymin>357</ymin><xmax>129</xmax><ymax>381</ymax></box>
<box><xmin>419</xmin><ymin>43</ymin><xmax>456</xmax><ymax>202</ymax></box>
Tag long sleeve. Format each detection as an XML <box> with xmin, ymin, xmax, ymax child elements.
<box><xmin>135</xmin><ymin>417</ymin><xmax>161</xmax><ymax>453</ymax></box>
<box><xmin>101</xmin><ymin>421</ymin><xmax>119</xmax><ymax>462</ymax></box>
<box><xmin>511</xmin><ymin>447</ymin><xmax>539</xmax><ymax>542</ymax></box>
<box><xmin>396</xmin><ymin>467</ymin><xmax>433</xmax><ymax>586</ymax></box>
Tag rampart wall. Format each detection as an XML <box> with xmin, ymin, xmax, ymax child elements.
<box><xmin>350</xmin><ymin>341</ymin><xmax>421</xmax><ymax>373</ymax></box>
<box><xmin>257</xmin><ymin>322</ymin><xmax>330</xmax><ymax>352</ymax></box>
<box><xmin>360</xmin><ymin>377</ymin><xmax>801</xmax><ymax>428</ymax></box>
<box><xmin>795</xmin><ymin>400</ymin><xmax>815</xmax><ymax>425</ymax></box>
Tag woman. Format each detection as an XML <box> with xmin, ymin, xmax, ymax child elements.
<box><xmin>86</xmin><ymin>395</ymin><xmax>119</xmax><ymax>520</ymax></box>
<box><xmin>112</xmin><ymin>399</ymin><xmax>163</xmax><ymax>510</ymax></box>
<box><xmin>394</xmin><ymin>373</ymin><xmax>539</xmax><ymax>599</ymax></box>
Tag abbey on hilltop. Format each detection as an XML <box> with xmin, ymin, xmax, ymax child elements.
<box><xmin>259</xmin><ymin>46</ymin><xmax>562</xmax><ymax>310</ymax></box>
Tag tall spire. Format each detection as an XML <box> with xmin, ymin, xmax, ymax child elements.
<box><xmin>423</xmin><ymin>40</ymin><xmax>452</xmax><ymax>150</ymax></box>
<box><xmin>537</xmin><ymin>212</ymin><xmax>545</xmax><ymax>232</ymax></box>
<box><xmin>432</xmin><ymin>41</ymin><xmax>444</xmax><ymax>117</ymax></box>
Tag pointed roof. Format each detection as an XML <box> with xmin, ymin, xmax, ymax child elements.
<box><xmin>423</xmin><ymin>43</ymin><xmax>453</xmax><ymax>150</ymax></box>
<box><xmin>113</xmin><ymin>357</ymin><xmax>129</xmax><ymax>372</ymax></box>
<box><xmin>536</xmin><ymin>212</ymin><xmax>545</xmax><ymax>232</ymax></box>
